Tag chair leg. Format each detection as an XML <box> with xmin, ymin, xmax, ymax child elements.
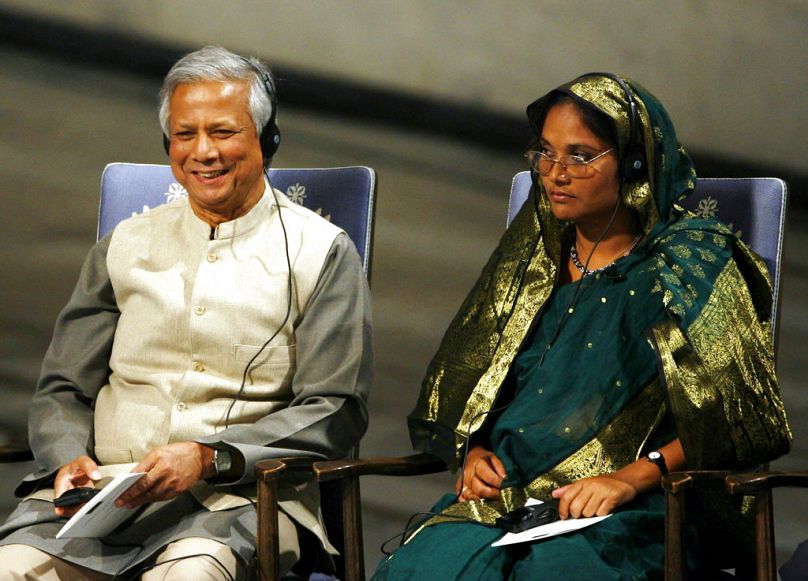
<box><xmin>754</xmin><ymin>489</ymin><xmax>776</xmax><ymax>581</ymax></box>
<box><xmin>256</xmin><ymin>467</ymin><xmax>282</xmax><ymax>581</ymax></box>
<box><xmin>339</xmin><ymin>475</ymin><xmax>365</xmax><ymax>581</ymax></box>
<box><xmin>665</xmin><ymin>488</ymin><xmax>686</xmax><ymax>581</ymax></box>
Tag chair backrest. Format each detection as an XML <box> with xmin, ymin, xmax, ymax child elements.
<box><xmin>506</xmin><ymin>172</ymin><xmax>789</xmax><ymax>333</ymax></box>
<box><xmin>99</xmin><ymin>163</ymin><xmax>377</xmax><ymax>277</ymax></box>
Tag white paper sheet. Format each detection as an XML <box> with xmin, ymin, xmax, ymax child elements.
<box><xmin>56</xmin><ymin>472</ymin><xmax>146</xmax><ymax>539</ymax></box>
<box><xmin>491</xmin><ymin>498</ymin><xmax>612</xmax><ymax>547</ymax></box>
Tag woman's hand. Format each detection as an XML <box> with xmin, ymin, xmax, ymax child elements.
<box><xmin>551</xmin><ymin>475</ymin><xmax>636</xmax><ymax>519</ymax></box>
<box><xmin>550</xmin><ymin>440</ymin><xmax>684</xmax><ymax>518</ymax></box>
<box><xmin>455</xmin><ymin>445</ymin><xmax>507</xmax><ymax>502</ymax></box>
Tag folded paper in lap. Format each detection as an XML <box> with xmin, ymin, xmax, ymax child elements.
<box><xmin>56</xmin><ymin>472</ymin><xmax>146</xmax><ymax>539</ymax></box>
<box><xmin>491</xmin><ymin>498</ymin><xmax>611</xmax><ymax>547</ymax></box>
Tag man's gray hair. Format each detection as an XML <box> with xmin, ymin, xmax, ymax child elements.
<box><xmin>158</xmin><ymin>45</ymin><xmax>275</xmax><ymax>137</ymax></box>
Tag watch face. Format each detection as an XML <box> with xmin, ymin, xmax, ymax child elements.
<box><xmin>648</xmin><ymin>451</ymin><xmax>662</xmax><ymax>461</ymax></box>
<box><xmin>215</xmin><ymin>450</ymin><xmax>232</xmax><ymax>474</ymax></box>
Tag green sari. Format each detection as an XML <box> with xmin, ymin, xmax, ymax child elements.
<box><xmin>373</xmin><ymin>75</ymin><xmax>790</xmax><ymax>580</ymax></box>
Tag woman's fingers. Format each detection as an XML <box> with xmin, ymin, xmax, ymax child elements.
<box><xmin>474</xmin><ymin>456</ymin><xmax>504</xmax><ymax>489</ymax></box>
<box><xmin>554</xmin><ymin>476</ymin><xmax>637</xmax><ymax>518</ymax></box>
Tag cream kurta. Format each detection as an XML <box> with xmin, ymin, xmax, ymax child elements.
<box><xmin>97</xmin><ymin>186</ymin><xmax>338</xmax><ymax>463</ymax></box>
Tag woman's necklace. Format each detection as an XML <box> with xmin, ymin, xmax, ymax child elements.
<box><xmin>569</xmin><ymin>231</ymin><xmax>643</xmax><ymax>276</ymax></box>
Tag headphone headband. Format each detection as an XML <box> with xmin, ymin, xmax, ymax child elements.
<box><xmin>242</xmin><ymin>57</ymin><xmax>281</xmax><ymax>166</ymax></box>
<box><xmin>579</xmin><ymin>72</ymin><xmax>645</xmax><ymax>183</ymax></box>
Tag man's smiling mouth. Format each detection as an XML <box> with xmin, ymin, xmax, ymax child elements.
<box><xmin>195</xmin><ymin>170</ymin><xmax>228</xmax><ymax>179</ymax></box>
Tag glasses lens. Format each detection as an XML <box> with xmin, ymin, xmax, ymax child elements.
<box><xmin>564</xmin><ymin>157</ymin><xmax>589</xmax><ymax>178</ymax></box>
<box><xmin>537</xmin><ymin>155</ymin><xmax>554</xmax><ymax>175</ymax></box>
<box><xmin>527</xmin><ymin>152</ymin><xmax>603</xmax><ymax>178</ymax></box>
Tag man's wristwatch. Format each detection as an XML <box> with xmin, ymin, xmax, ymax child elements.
<box><xmin>212</xmin><ymin>449</ymin><xmax>232</xmax><ymax>477</ymax></box>
<box><xmin>645</xmin><ymin>450</ymin><xmax>668</xmax><ymax>475</ymax></box>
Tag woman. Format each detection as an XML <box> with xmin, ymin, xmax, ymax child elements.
<box><xmin>374</xmin><ymin>74</ymin><xmax>791</xmax><ymax>579</ymax></box>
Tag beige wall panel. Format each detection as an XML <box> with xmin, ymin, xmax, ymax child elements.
<box><xmin>3</xmin><ymin>0</ymin><xmax>806</xmax><ymax>170</ymax></box>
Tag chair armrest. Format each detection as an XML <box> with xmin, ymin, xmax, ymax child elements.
<box><xmin>661</xmin><ymin>470</ymin><xmax>733</xmax><ymax>494</ymax></box>
<box><xmin>0</xmin><ymin>440</ymin><xmax>34</xmax><ymax>463</ymax></box>
<box><xmin>254</xmin><ymin>456</ymin><xmax>316</xmax><ymax>483</ymax></box>
<box><xmin>313</xmin><ymin>453</ymin><xmax>447</xmax><ymax>482</ymax></box>
<box><xmin>725</xmin><ymin>471</ymin><xmax>808</xmax><ymax>495</ymax></box>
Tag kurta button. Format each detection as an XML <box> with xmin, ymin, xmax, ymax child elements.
<box><xmin>194</xmin><ymin>306</ymin><xmax>206</xmax><ymax>315</ymax></box>
<box><xmin>176</xmin><ymin>402</ymin><xmax>187</xmax><ymax>411</ymax></box>
<box><xmin>193</xmin><ymin>362</ymin><xmax>205</xmax><ymax>372</ymax></box>
<box><xmin>207</xmin><ymin>253</ymin><xmax>218</xmax><ymax>263</ymax></box>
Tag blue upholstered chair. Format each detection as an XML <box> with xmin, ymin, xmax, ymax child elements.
<box><xmin>0</xmin><ymin>162</ymin><xmax>378</xmax><ymax>581</ymax></box>
<box><xmin>309</xmin><ymin>174</ymin><xmax>793</xmax><ymax>581</ymax></box>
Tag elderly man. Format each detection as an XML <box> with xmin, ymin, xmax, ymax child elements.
<box><xmin>0</xmin><ymin>46</ymin><xmax>372</xmax><ymax>579</ymax></box>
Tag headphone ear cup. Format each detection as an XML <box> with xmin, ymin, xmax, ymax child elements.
<box><xmin>260</xmin><ymin>122</ymin><xmax>281</xmax><ymax>165</ymax></box>
<box><xmin>622</xmin><ymin>143</ymin><xmax>646</xmax><ymax>183</ymax></box>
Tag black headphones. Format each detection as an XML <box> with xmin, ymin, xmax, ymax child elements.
<box><xmin>162</xmin><ymin>57</ymin><xmax>281</xmax><ymax>168</ymax></box>
<box><xmin>580</xmin><ymin>72</ymin><xmax>646</xmax><ymax>183</ymax></box>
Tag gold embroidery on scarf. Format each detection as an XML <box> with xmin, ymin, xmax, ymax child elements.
<box><xmin>651</xmin><ymin>262</ymin><xmax>790</xmax><ymax>469</ymax></box>
<box><xmin>671</xmin><ymin>245</ymin><xmax>692</xmax><ymax>259</ymax></box>
<box><xmin>696</xmin><ymin>247</ymin><xmax>716</xmax><ymax>263</ymax></box>
<box><xmin>570</xmin><ymin>80</ymin><xmax>631</xmax><ymax>143</ymax></box>
<box><xmin>661</xmin><ymin>272</ymin><xmax>680</xmax><ymax>286</ymax></box>
<box><xmin>685</xmin><ymin>283</ymin><xmax>699</xmax><ymax>304</ymax></box>
<box><xmin>690</xmin><ymin>263</ymin><xmax>706</xmax><ymax>279</ymax></box>
<box><xmin>455</xmin><ymin>245</ymin><xmax>557</xmax><ymax>452</ymax></box>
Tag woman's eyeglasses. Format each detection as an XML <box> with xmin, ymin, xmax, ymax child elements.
<box><xmin>524</xmin><ymin>148</ymin><xmax>614</xmax><ymax>179</ymax></box>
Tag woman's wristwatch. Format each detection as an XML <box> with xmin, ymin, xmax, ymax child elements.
<box><xmin>645</xmin><ymin>450</ymin><xmax>668</xmax><ymax>475</ymax></box>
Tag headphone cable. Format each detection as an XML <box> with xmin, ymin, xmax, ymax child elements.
<box><xmin>224</xmin><ymin>172</ymin><xmax>293</xmax><ymax>429</ymax></box>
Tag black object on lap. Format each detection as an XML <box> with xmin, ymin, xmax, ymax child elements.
<box><xmin>495</xmin><ymin>498</ymin><xmax>560</xmax><ymax>533</ymax></box>
<box><xmin>54</xmin><ymin>487</ymin><xmax>99</xmax><ymax>508</ymax></box>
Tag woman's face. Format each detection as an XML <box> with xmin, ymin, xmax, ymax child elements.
<box><xmin>539</xmin><ymin>101</ymin><xmax>621</xmax><ymax>228</ymax></box>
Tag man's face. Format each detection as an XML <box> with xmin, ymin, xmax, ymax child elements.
<box><xmin>167</xmin><ymin>79</ymin><xmax>266</xmax><ymax>225</ymax></box>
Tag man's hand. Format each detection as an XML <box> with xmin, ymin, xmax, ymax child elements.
<box><xmin>53</xmin><ymin>455</ymin><xmax>102</xmax><ymax>517</ymax></box>
<box><xmin>115</xmin><ymin>442</ymin><xmax>214</xmax><ymax>509</ymax></box>
<box><xmin>455</xmin><ymin>445</ymin><xmax>507</xmax><ymax>502</ymax></box>
<box><xmin>551</xmin><ymin>475</ymin><xmax>637</xmax><ymax>519</ymax></box>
